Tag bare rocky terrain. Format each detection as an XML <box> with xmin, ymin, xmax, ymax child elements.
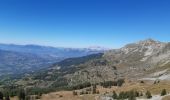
<box><xmin>1</xmin><ymin>39</ymin><xmax>170</xmax><ymax>100</ymax></box>
<box><xmin>9</xmin><ymin>39</ymin><xmax>170</xmax><ymax>88</ymax></box>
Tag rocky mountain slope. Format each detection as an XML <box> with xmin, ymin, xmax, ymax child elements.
<box><xmin>1</xmin><ymin>39</ymin><xmax>170</xmax><ymax>92</ymax></box>
<box><xmin>12</xmin><ymin>39</ymin><xmax>170</xmax><ymax>91</ymax></box>
<box><xmin>104</xmin><ymin>39</ymin><xmax>170</xmax><ymax>79</ymax></box>
<box><xmin>63</xmin><ymin>39</ymin><xmax>169</xmax><ymax>80</ymax></box>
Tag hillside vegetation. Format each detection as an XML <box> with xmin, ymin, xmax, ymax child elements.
<box><xmin>0</xmin><ymin>39</ymin><xmax>170</xmax><ymax>100</ymax></box>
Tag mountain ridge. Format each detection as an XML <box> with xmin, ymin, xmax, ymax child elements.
<box><xmin>7</xmin><ymin>39</ymin><xmax>169</xmax><ymax>91</ymax></box>
<box><xmin>0</xmin><ymin>44</ymin><xmax>106</xmax><ymax>77</ymax></box>
<box><xmin>0</xmin><ymin>39</ymin><xmax>170</xmax><ymax>97</ymax></box>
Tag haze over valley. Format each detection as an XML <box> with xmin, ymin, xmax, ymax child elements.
<box><xmin>0</xmin><ymin>0</ymin><xmax>170</xmax><ymax>100</ymax></box>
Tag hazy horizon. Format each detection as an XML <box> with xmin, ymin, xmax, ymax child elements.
<box><xmin>0</xmin><ymin>38</ymin><xmax>168</xmax><ymax>49</ymax></box>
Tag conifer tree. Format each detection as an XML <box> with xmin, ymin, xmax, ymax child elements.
<box><xmin>5</xmin><ymin>95</ymin><xmax>10</xmax><ymax>100</ymax></box>
<box><xmin>128</xmin><ymin>90</ymin><xmax>136</xmax><ymax>100</ymax></box>
<box><xmin>18</xmin><ymin>89</ymin><xmax>26</xmax><ymax>100</ymax></box>
<box><xmin>5</xmin><ymin>92</ymin><xmax>10</xmax><ymax>100</ymax></box>
<box><xmin>146</xmin><ymin>91</ymin><xmax>152</xmax><ymax>99</ymax></box>
<box><xmin>112</xmin><ymin>91</ymin><xmax>117</xmax><ymax>99</ymax></box>
<box><xmin>0</xmin><ymin>92</ymin><xmax>3</xmax><ymax>100</ymax></box>
<box><xmin>161</xmin><ymin>89</ymin><xmax>167</xmax><ymax>96</ymax></box>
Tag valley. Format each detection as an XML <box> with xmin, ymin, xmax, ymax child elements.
<box><xmin>0</xmin><ymin>44</ymin><xmax>105</xmax><ymax>77</ymax></box>
<box><xmin>1</xmin><ymin>0</ymin><xmax>170</xmax><ymax>99</ymax></box>
<box><xmin>0</xmin><ymin>39</ymin><xmax>170</xmax><ymax>100</ymax></box>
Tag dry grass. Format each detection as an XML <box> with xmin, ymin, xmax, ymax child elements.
<box><xmin>40</xmin><ymin>91</ymin><xmax>98</xmax><ymax>100</ymax></box>
<box><xmin>147</xmin><ymin>81</ymin><xmax>170</xmax><ymax>94</ymax></box>
<box><xmin>10</xmin><ymin>80</ymin><xmax>170</xmax><ymax>100</ymax></box>
<box><xmin>162</xmin><ymin>95</ymin><xmax>170</xmax><ymax>100</ymax></box>
<box><xmin>10</xmin><ymin>97</ymin><xmax>18</xmax><ymax>100</ymax></box>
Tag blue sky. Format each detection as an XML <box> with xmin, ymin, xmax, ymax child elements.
<box><xmin>0</xmin><ymin>0</ymin><xmax>170</xmax><ymax>48</ymax></box>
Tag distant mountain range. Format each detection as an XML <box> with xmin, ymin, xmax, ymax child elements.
<box><xmin>0</xmin><ymin>44</ymin><xmax>107</xmax><ymax>76</ymax></box>
<box><xmin>1</xmin><ymin>39</ymin><xmax>170</xmax><ymax>93</ymax></box>
<box><xmin>0</xmin><ymin>49</ymin><xmax>48</xmax><ymax>76</ymax></box>
<box><xmin>12</xmin><ymin>39</ymin><xmax>170</xmax><ymax>90</ymax></box>
<box><xmin>0</xmin><ymin>44</ymin><xmax>107</xmax><ymax>59</ymax></box>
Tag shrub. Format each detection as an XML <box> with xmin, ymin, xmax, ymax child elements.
<box><xmin>119</xmin><ymin>91</ymin><xmax>125</xmax><ymax>99</ymax></box>
<box><xmin>59</xmin><ymin>95</ymin><xmax>63</xmax><ymax>98</ymax></box>
<box><xmin>18</xmin><ymin>89</ymin><xmax>26</xmax><ymax>100</ymax></box>
<box><xmin>117</xmin><ymin>79</ymin><xmax>125</xmax><ymax>87</ymax></box>
<box><xmin>92</xmin><ymin>85</ymin><xmax>97</xmax><ymax>94</ymax></box>
<box><xmin>112</xmin><ymin>91</ymin><xmax>117</xmax><ymax>99</ymax></box>
<box><xmin>100</xmin><ymin>79</ymin><xmax>125</xmax><ymax>88</ymax></box>
<box><xmin>96</xmin><ymin>90</ymin><xmax>99</xmax><ymax>94</ymax></box>
<box><xmin>72</xmin><ymin>82</ymin><xmax>91</xmax><ymax>90</ymax></box>
<box><xmin>5</xmin><ymin>96</ymin><xmax>10</xmax><ymax>100</ymax></box>
<box><xmin>0</xmin><ymin>92</ymin><xmax>3</xmax><ymax>100</ymax></box>
<box><xmin>154</xmin><ymin>81</ymin><xmax>157</xmax><ymax>84</ymax></box>
<box><xmin>140</xmin><ymin>92</ymin><xmax>143</xmax><ymax>96</ymax></box>
<box><xmin>128</xmin><ymin>90</ymin><xmax>136</xmax><ymax>100</ymax></box>
<box><xmin>26</xmin><ymin>96</ymin><xmax>31</xmax><ymax>100</ymax></box>
<box><xmin>80</xmin><ymin>91</ymin><xmax>84</xmax><ymax>95</ymax></box>
<box><xmin>85</xmin><ymin>91</ymin><xmax>88</xmax><ymax>94</ymax></box>
<box><xmin>35</xmin><ymin>95</ymin><xmax>41</xmax><ymax>99</ymax></box>
<box><xmin>134</xmin><ymin>91</ymin><xmax>139</xmax><ymax>97</ymax></box>
<box><xmin>161</xmin><ymin>89</ymin><xmax>167</xmax><ymax>96</ymax></box>
<box><xmin>73</xmin><ymin>91</ymin><xmax>77</xmax><ymax>96</ymax></box>
<box><xmin>145</xmin><ymin>91</ymin><xmax>152</xmax><ymax>99</ymax></box>
<box><xmin>5</xmin><ymin>92</ymin><xmax>10</xmax><ymax>100</ymax></box>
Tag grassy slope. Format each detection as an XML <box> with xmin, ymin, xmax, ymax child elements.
<box><xmin>10</xmin><ymin>80</ymin><xmax>170</xmax><ymax>100</ymax></box>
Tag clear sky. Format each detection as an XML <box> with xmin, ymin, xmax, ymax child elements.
<box><xmin>0</xmin><ymin>0</ymin><xmax>170</xmax><ymax>48</ymax></box>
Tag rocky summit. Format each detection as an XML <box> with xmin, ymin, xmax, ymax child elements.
<box><xmin>9</xmin><ymin>39</ymin><xmax>169</xmax><ymax>90</ymax></box>
<box><xmin>0</xmin><ymin>39</ymin><xmax>170</xmax><ymax>100</ymax></box>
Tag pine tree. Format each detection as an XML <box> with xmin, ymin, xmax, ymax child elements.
<box><xmin>25</xmin><ymin>95</ymin><xmax>31</xmax><ymax>100</ymax></box>
<box><xmin>92</xmin><ymin>85</ymin><xmax>97</xmax><ymax>94</ymax></box>
<box><xmin>135</xmin><ymin>91</ymin><xmax>139</xmax><ymax>97</ymax></box>
<box><xmin>5</xmin><ymin>95</ymin><xmax>10</xmax><ymax>100</ymax></box>
<box><xmin>5</xmin><ymin>92</ymin><xmax>10</xmax><ymax>100</ymax></box>
<box><xmin>146</xmin><ymin>91</ymin><xmax>152</xmax><ymax>99</ymax></box>
<box><xmin>80</xmin><ymin>91</ymin><xmax>84</xmax><ymax>95</ymax></box>
<box><xmin>161</xmin><ymin>89</ymin><xmax>167</xmax><ymax>96</ymax></box>
<box><xmin>140</xmin><ymin>92</ymin><xmax>143</xmax><ymax>96</ymax></box>
<box><xmin>119</xmin><ymin>91</ymin><xmax>125</xmax><ymax>99</ymax></box>
<box><xmin>112</xmin><ymin>91</ymin><xmax>117</xmax><ymax>99</ymax></box>
<box><xmin>18</xmin><ymin>89</ymin><xmax>26</xmax><ymax>100</ymax></box>
<box><xmin>128</xmin><ymin>90</ymin><xmax>136</xmax><ymax>100</ymax></box>
<box><xmin>0</xmin><ymin>92</ymin><xmax>3</xmax><ymax>100</ymax></box>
